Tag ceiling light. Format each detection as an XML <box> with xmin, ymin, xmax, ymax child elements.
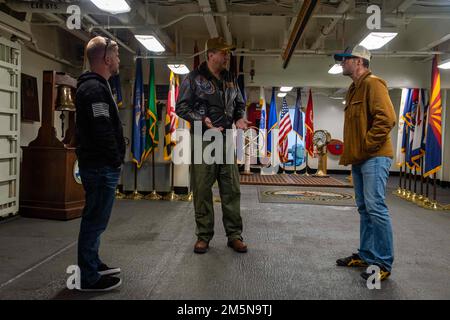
<box><xmin>280</xmin><ymin>87</ymin><xmax>293</xmax><ymax>92</ymax></box>
<box><xmin>90</xmin><ymin>0</ymin><xmax>130</xmax><ymax>14</ymax></box>
<box><xmin>328</xmin><ymin>64</ymin><xmax>343</xmax><ymax>74</ymax></box>
<box><xmin>277</xmin><ymin>92</ymin><xmax>287</xmax><ymax>98</ymax></box>
<box><xmin>168</xmin><ymin>64</ymin><xmax>190</xmax><ymax>75</ymax></box>
<box><xmin>135</xmin><ymin>35</ymin><xmax>165</xmax><ymax>53</ymax></box>
<box><xmin>359</xmin><ymin>32</ymin><xmax>398</xmax><ymax>50</ymax></box>
<box><xmin>438</xmin><ymin>59</ymin><xmax>450</xmax><ymax>69</ymax></box>
<box><xmin>342</xmin><ymin>100</ymin><xmax>346</xmax><ymax>105</ymax></box>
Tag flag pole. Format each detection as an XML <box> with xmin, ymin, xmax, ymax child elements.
<box><xmin>411</xmin><ymin>165</ymin><xmax>418</xmax><ymax>203</ymax></box>
<box><xmin>181</xmin><ymin>164</ymin><xmax>193</xmax><ymax>202</ymax></box>
<box><xmin>415</xmin><ymin>157</ymin><xmax>425</xmax><ymax>205</ymax></box>
<box><xmin>145</xmin><ymin>152</ymin><xmax>162</xmax><ymax>200</ymax></box>
<box><xmin>395</xmin><ymin>164</ymin><xmax>403</xmax><ymax>196</ymax></box>
<box><xmin>128</xmin><ymin>163</ymin><xmax>143</xmax><ymax>200</ymax></box>
<box><xmin>164</xmin><ymin>162</ymin><xmax>179</xmax><ymax>201</ymax></box>
<box><xmin>293</xmin><ymin>135</ymin><xmax>298</xmax><ymax>174</ymax></box>
<box><xmin>304</xmin><ymin>152</ymin><xmax>309</xmax><ymax>176</ymax></box>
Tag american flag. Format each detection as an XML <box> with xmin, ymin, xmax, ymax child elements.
<box><xmin>278</xmin><ymin>97</ymin><xmax>292</xmax><ymax>163</ymax></box>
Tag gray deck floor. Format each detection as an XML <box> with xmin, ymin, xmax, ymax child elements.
<box><xmin>0</xmin><ymin>175</ymin><xmax>449</xmax><ymax>300</ymax></box>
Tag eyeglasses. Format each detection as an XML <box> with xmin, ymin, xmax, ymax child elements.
<box><xmin>103</xmin><ymin>37</ymin><xmax>111</xmax><ymax>60</ymax></box>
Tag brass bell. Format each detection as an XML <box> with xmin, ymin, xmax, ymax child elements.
<box><xmin>56</xmin><ymin>85</ymin><xmax>76</xmax><ymax>111</ymax></box>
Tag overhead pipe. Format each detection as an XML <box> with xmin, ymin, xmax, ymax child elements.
<box><xmin>310</xmin><ymin>0</ymin><xmax>351</xmax><ymax>50</ymax></box>
<box><xmin>88</xmin><ymin>11</ymin><xmax>450</xmax><ymax>33</ymax></box>
<box><xmin>83</xmin><ymin>14</ymin><xmax>135</xmax><ymax>54</ymax></box>
<box><xmin>197</xmin><ymin>0</ymin><xmax>219</xmax><ymax>38</ymax></box>
<box><xmin>216</xmin><ymin>0</ymin><xmax>233</xmax><ymax>45</ymax></box>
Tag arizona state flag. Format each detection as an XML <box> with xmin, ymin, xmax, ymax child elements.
<box><xmin>424</xmin><ymin>55</ymin><xmax>442</xmax><ymax>177</ymax></box>
<box><xmin>164</xmin><ymin>71</ymin><xmax>179</xmax><ymax>161</ymax></box>
<box><xmin>305</xmin><ymin>89</ymin><xmax>314</xmax><ymax>157</ymax></box>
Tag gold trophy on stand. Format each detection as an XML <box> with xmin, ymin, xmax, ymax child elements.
<box><xmin>312</xmin><ymin>130</ymin><xmax>331</xmax><ymax>177</ymax></box>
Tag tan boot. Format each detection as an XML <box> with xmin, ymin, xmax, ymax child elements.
<box><xmin>227</xmin><ymin>239</ymin><xmax>247</xmax><ymax>253</ymax></box>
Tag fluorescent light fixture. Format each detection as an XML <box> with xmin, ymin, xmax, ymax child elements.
<box><xmin>359</xmin><ymin>32</ymin><xmax>398</xmax><ymax>50</ymax></box>
<box><xmin>90</xmin><ymin>0</ymin><xmax>131</xmax><ymax>14</ymax></box>
<box><xmin>280</xmin><ymin>86</ymin><xmax>293</xmax><ymax>92</ymax></box>
<box><xmin>135</xmin><ymin>35</ymin><xmax>165</xmax><ymax>53</ymax></box>
<box><xmin>438</xmin><ymin>59</ymin><xmax>450</xmax><ymax>69</ymax></box>
<box><xmin>328</xmin><ymin>64</ymin><xmax>343</xmax><ymax>74</ymax></box>
<box><xmin>168</xmin><ymin>64</ymin><xmax>190</xmax><ymax>75</ymax></box>
<box><xmin>277</xmin><ymin>92</ymin><xmax>287</xmax><ymax>98</ymax></box>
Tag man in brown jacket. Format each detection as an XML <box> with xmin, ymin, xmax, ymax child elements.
<box><xmin>334</xmin><ymin>45</ymin><xmax>396</xmax><ymax>282</ymax></box>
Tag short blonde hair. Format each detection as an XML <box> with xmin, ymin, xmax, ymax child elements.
<box><xmin>86</xmin><ymin>36</ymin><xmax>118</xmax><ymax>66</ymax></box>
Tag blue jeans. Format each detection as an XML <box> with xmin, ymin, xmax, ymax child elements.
<box><xmin>78</xmin><ymin>166</ymin><xmax>121</xmax><ymax>286</ymax></box>
<box><xmin>352</xmin><ymin>157</ymin><xmax>394</xmax><ymax>272</ymax></box>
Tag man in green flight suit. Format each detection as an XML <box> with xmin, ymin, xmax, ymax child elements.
<box><xmin>176</xmin><ymin>37</ymin><xmax>250</xmax><ymax>254</ymax></box>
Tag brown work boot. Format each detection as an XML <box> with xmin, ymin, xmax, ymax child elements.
<box><xmin>227</xmin><ymin>239</ymin><xmax>247</xmax><ymax>253</ymax></box>
<box><xmin>194</xmin><ymin>239</ymin><xmax>209</xmax><ymax>254</ymax></box>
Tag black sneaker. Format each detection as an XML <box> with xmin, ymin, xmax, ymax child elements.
<box><xmin>78</xmin><ymin>275</ymin><xmax>122</xmax><ymax>292</ymax></box>
<box><xmin>336</xmin><ymin>253</ymin><xmax>369</xmax><ymax>267</ymax></box>
<box><xmin>360</xmin><ymin>264</ymin><xmax>391</xmax><ymax>281</ymax></box>
<box><xmin>98</xmin><ymin>263</ymin><xmax>121</xmax><ymax>276</ymax></box>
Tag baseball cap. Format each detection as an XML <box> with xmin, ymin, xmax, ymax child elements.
<box><xmin>205</xmin><ymin>37</ymin><xmax>236</xmax><ymax>52</ymax></box>
<box><xmin>334</xmin><ymin>45</ymin><xmax>371</xmax><ymax>62</ymax></box>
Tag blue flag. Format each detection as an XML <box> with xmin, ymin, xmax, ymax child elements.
<box><xmin>293</xmin><ymin>88</ymin><xmax>303</xmax><ymax>141</ymax></box>
<box><xmin>131</xmin><ymin>55</ymin><xmax>147</xmax><ymax>168</ymax></box>
<box><xmin>267</xmin><ymin>87</ymin><xmax>278</xmax><ymax>154</ymax></box>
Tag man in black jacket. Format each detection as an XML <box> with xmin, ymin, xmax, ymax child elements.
<box><xmin>176</xmin><ymin>37</ymin><xmax>250</xmax><ymax>254</ymax></box>
<box><xmin>75</xmin><ymin>36</ymin><xmax>125</xmax><ymax>291</ymax></box>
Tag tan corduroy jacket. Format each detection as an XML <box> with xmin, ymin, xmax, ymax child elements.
<box><xmin>339</xmin><ymin>70</ymin><xmax>397</xmax><ymax>166</ymax></box>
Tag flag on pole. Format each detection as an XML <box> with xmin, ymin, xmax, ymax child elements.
<box><xmin>411</xmin><ymin>89</ymin><xmax>428</xmax><ymax>168</ymax></box>
<box><xmin>108</xmin><ymin>74</ymin><xmax>123</xmax><ymax>108</ymax></box>
<box><xmin>401</xmin><ymin>89</ymin><xmax>412</xmax><ymax>160</ymax></box>
<box><xmin>145</xmin><ymin>58</ymin><xmax>159</xmax><ymax>158</ymax></box>
<box><xmin>131</xmin><ymin>56</ymin><xmax>147</xmax><ymax>168</ymax></box>
<box><xmin>395</xmin><ymin>88</ymin><xmax>409</xmax><ymax>167</ymax></box>
<box><xmin>258</xmin><ymin>86</ymin><xmax>267</xmax><ymax>157</ymax></box>
<box><xmin>424</xmin><ymin>55</ymin><xmax>442</xmax><ymax>177</ymax></box>
<box><xmin>293</xmin><ymin>88</ymin><xmax>303</xmax><ymax>141</ymax></box>
<box><xmin>164</xmin><ymin>71</ymin><xmax>179</xmax><ymax>161</ymax></box>
<box><xmin>267</xmin><ymin>87</ymin><xmax>278</xmax><ymax>155</ymax></box>
<box><xmin>406</xmin><ymin>88</ymin><xmax>419</xmax><ymax>169</ymax></box>
<box><xmin>278</xmin><ymin>97</ymin><xmax>292</xmax><ymax>163</ymax></box>
<box><xmin>305</xmin><ymin>89</ymin><xmax>314</xmax><ymax>157</ymax></box>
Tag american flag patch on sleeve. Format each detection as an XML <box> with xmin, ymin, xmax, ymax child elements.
<box><xmin>92</xmin><ymin>102</ymin><xmax>110</xmax><ymax>118</ymax></box>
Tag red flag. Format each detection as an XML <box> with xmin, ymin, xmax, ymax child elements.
<box><xmin>424</xmin><ymin>55</ymin><xmax>442</xmax><ymax>177</ymax></box>
<box><xmin>193</xmin><ymin>41</ymin><xmax>200</xmax><ymax>70</ymax></box>
<box><xmin>305</xmin><ymin>89</ymin><xmax>314</xmax><ymax>157</ymax></box>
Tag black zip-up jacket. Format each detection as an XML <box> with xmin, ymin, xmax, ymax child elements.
<box><xmin>176</xmin><ymin>61</ymin><xmax>246</xmax><ymax>132</ymax></box>
<box><xmin>75</xmin><ymin>72</ymin><xmax>125</xmax><ymax>169</ymax></box>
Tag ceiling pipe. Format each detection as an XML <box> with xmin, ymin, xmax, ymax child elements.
<box><xmin>88</xmin><ymin>11</ymin><xmax>450</xmax><ymax>33</ymax></box>
<box><xmin>310</xmin><ymin>0</ymin><xmax>352</xmax><ymax>50</ymax></box>
<box><xmin>42</xmin><ymin>13</ymin><xmax>91</xmax><ymax>42</ymax></box>
<box><xmin>395</xmin><ymin>0</ymin><xmax>416</xmax><ymax>13</ymax></box>
<box><xmin>136</xmin><ymin>49</ymin><xmax>447</xmax><ymax>59</ymax></box>
<box><xmin>197</xmin><ymin>0</ymin><xmax>219</xmax><ymax>38</ymax></box>
<box><xmin>216</xmin><ymin>0</ymin><xmax>233</xmax><ymax>45</ymax></box>
<box><xmin>83</xmin><ymin>14</ymin><xmax>135</xmax><ymax>54</ymax></box>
